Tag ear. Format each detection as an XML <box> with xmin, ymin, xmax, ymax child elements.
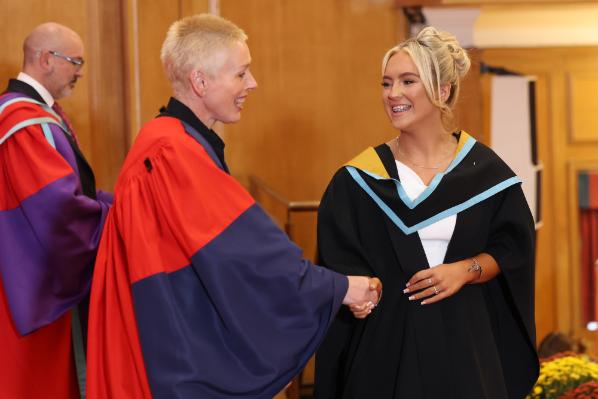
<box><xmin>38</xmin><ymin>50</ymin><xmax>53</xmax><ymax>72</ymax></box>
<box><xmin>190</xmin><ymin>70</ymin><xmax>207</xmax><ymax>97</ymax></box>
<box><xmin>440</xmin><ymin>83</ymin><xmax>451</xmax><ymax>103</ymax></box>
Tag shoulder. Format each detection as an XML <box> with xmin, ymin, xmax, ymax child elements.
<box><xmin>457</xmin><ymin>139</ymin><xmax>518</xmax><ymax>182</ymax></box>
<box><xmin>321</xmin><ymin>165</ymin><xmax>368</xmax><ymax>208</ymax></box>
<box><xmin>470</xmin><ymin>140</ymin><xmax>513</xmax><ymax>171</ymax></box>
<box><xmin>0</xmin><ymin>94</ymin><xmax>54</xmax><ymax>123</ymax></box>
<box><xmin>125</xmin><ymin>117</ymin><xmax>202</xmax><ymax>167</ymax></box>
<box><xmin>0</xmin><ymin>95</ymin><xmax>63</xmax><ymax>151</ymax></box>
<box><xmin>116</xmin><ymin>117</ymin><xmax>221</xmax><ymax>189</ymax></box>
<box><xmin>343</xmin><ymin>144</ymin><xmax>392</xmax><ymax>177</ymax></box>
<box><xmin>135</xmin><ymin>117</ymin><xmax>186</xmax><ymax>147</ymax></box>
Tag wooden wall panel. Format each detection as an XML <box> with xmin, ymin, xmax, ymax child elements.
<box><xmin>136</xmin><ymin>2</ymin><xmax>178</xmax><ymax>127</ymax></box>
<box><xmin>454</xmin><ymin>48</ymin><xmax>485</xmax><ymax>143</ymax></box>
<box><xmin>85</xmin><ymin>0</ymin><xmax>128</xmax><ymax>190</ymax></box>
<box><xmin>482</xmin><ymin>47</ymin><xmax>598</xmax><ymax>352</ymax></box>
<box><xmin>567</xmin><ymin>71</ymin><xmax>598</xmax><ymax>144</ymax></box>
<box><xmin>221</xmin><ymin>0</ymin><xmax>401</xmax><ymax>200</ymax></box>
<box><xmin>123</xmin><ymin>0</ymin><xmax>178</xmax><ymax>137</ymax></box>
<box><xmin>123</xmin><ymin>0</ymin><xmax>210</xmax><ymax>140</ymax></box>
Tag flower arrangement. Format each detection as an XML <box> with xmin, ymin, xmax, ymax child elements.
<box><xmin>525</xmin><ymin>352</ymin><xmax>598</xmax><ymax>399</ymax></box>
<box><xmin>560</xmin><ymin>380</ymin><xmax>598</xmax><ymax>398</ymax></box>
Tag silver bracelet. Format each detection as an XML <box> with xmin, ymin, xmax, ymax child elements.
<box><xmin>467</xmin><ymin>257</ymin><xmax>483</xmax><ymax>281</ymax></box>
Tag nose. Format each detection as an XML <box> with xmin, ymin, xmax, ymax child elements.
<box><xmin>246</xmin><ymin>70</ymin><xmax>258</xmax><ymax>91</ymax></box>
<box><xmin>389</xmin><ymin>81</ymin><xmax>402</xmax><ymax>98</ymax></box>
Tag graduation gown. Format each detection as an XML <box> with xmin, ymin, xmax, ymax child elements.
<box><xmin>86</xmin><ymin>113</ymin><xmax>348</xmax><ymax>399</ymax></box>
<box><xmin>314</xmin><ymin>132</ymin><xmax>539</xmax><ymax>399</ymax></box>
<box><xmin>0</xmin><ymin>87</ymin><xmax>112</xmax><ymax>398</ymax></box>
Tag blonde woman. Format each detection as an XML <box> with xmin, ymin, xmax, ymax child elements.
<box><xmin>315</xmin><ymin>27</ymin><xmax>539</xmax><ymax>399</ymax></box>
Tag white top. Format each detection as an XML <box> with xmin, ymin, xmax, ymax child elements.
<box><xmin>17</xmin><ymin>72</ymin><xmax>54</xmax><ymax>106</ymax></box>
<box><xmin>396</xmin><ymin>160</ymin><xmax>456</xmax><ymax>267</ymax></box>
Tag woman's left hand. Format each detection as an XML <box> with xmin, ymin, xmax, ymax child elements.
<box><xmin>404</xmin><ymin>260</ymin><xmax>473</xmax><ymax>305</ymax></box>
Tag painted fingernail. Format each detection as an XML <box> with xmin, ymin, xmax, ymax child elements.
<box><xmin>408</xmin><ymin>296</ymin><xmax>415</xmax><ymax>301</ymax></box>
<box><xmin>403</xmin><ymin>288</ymin><xmax>409</xmax><ymax>293</ymax></box>
<box><xmin>405</xmin><ymin>282</ymin><xmax>410</xmax><ymax>287</ymax></box>
<box><xmin>421</xmin><ymin>301</ymin><xmax>427</xmax><ymax>305</ymax></box>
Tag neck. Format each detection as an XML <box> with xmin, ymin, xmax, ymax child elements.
<box><xmin>392</xmin><ymin>124</ymin><xmax>457</xmax><ymax>170</ymax></box>
<box><xmin>174</xmin><ymin>92</ymin><xmax>218</xmax><ymax>131</ymax></box>
<box><xmin>22</xmin><ymin>67</ymin><xmax>44</xmax><ymax>87</ymax></box>
<box><xmin>398</xmin><ymin>130</ymin><xmax>453</xmax><ymax>157</ymax></box>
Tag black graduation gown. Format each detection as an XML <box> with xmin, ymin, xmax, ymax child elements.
<box><xmin>314</xmin><ymin>132</ymin><xmax>539</xmax><ymax>399</ymax></box>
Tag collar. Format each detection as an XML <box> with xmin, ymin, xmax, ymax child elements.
<box><xmin>159</xmin><ymin>97</ymin><xmax>229</xmax><ymax>172</ymax></box>
<box><xmin>17</xmin><ymin>72</ymin><xmax>54</xmax><ymax>106</ymax></box>
<box><xmin>343</xmin><ymin>134</ymin><xmax>521</xmax><ymax>235</ymax></box>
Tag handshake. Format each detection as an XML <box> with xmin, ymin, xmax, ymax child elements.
<box><xmin>343</xmin><ymin>276</ymin><xmax>382</xmax><ymax>319</ymax></box>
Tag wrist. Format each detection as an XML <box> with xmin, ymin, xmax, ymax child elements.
<box><xmin>466</xmin><ymin>257</ymin><xmax>483</xmax><ymax>283</ymax></box>
<box><xmin>343</xmin><ymin>276</ymin><xmax>368</xmax><ymax>305</ymax></box>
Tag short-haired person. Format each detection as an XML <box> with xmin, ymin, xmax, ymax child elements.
<box><xmin>86</xmin><ymin>14</ymin><xmax>380</xmax><ymax>399</ymax></box>
<box><xmin>0</xmin><ymin>23</ymin><xmax>112</xmax><ymax>398</ymax></box>
<box><xmin>314</xmin><ymin>27</ymin><xmax>539</xmax><ymax>398</ymax></box>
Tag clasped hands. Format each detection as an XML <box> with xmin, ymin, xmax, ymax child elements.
<box><xmin>343</xmin><ymin>276</ymin><xmax>382</xmax><ymax>319</ymax></box>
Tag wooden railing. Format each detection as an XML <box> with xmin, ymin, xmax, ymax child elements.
<box><xmin>249</xmin><ymin>175</ymin><xmax>319</xmax><ymax>236</ymax></box>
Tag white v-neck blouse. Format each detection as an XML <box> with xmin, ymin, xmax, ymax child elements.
<box><xmin>395</xmin><ymin>160</ymin><xmax>456</xmax><ymax>267</ymax></box>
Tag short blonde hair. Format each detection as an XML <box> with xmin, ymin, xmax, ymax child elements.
<box><xmin>161</xmin><ymin>14</ymin><xmax>247</xmax><ymax>94</ymax></box>
<box><xmin>382</xmin><ymin>26</ymin><xmax>470</xmax><ymax>131</ymax></box>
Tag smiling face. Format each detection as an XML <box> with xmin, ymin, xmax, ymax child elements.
<box><xmin>201</xmin><ymin>40</ymin><xmax>257</xmax><ymax>126</ymax></box>
<box><xmin>381</xmin><ymin>50</ymin><xmax>441</xmax><ymax>132</ymax></box>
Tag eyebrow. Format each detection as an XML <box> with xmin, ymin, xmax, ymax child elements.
<box><xmin>382</xmin><ymin>72</ymin><xmax>419</xmax><ymax>80</ymax></box>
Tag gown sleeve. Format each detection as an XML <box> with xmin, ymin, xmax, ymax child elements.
<box><xmin>484</xmin><ymin>184</ymin><xmax>536</xmax><ymax>342</ymax></box>
<box><xmin>0</xmin><ymin>120</ymin><xmax>111</xmax><ymax>335</ymax></box>
<box><xmin>483</xmin><ymin>184</ymin><xmax>540</xmax><ymax>398</ymax></box>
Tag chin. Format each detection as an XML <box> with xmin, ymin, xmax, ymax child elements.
<box><xmin>56</xmin><ymin>89</ymin><xmax>72</xmax><ymax>100</ymax></box>
<box><xmin>227</xmin><ymin>113</ymin><xmax>242</xmax><ymax>124</ymax></box>
<box><xmin>392</xmin><ymin>121</ymin><xmax>408</xmax><ymax>131</ymax></box>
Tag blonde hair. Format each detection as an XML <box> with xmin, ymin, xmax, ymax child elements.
<box><xmin>161</xmin><ymin>14</ymin><xmax>247</xmax><ymax>94</ymax></box>
<box><xmin>382</xmin><ymin>26</ymin><xmax>470</xmax><ymax>131</ymax></box>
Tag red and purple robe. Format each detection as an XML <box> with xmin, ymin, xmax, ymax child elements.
<box><xmin>0</xmin><ymin>92</ymin><xmax>112</xmax><ymax>398</ymax></box>
<box><xmin>87</xmin><ymin>115</ymin><xmax>347</xmax><ymax>399</ymax></box>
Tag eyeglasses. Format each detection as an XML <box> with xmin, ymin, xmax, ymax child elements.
<box><xmin>49</xmin><ymin>50</ymin><xmax>85</xmax><ymax>67</ymax></box>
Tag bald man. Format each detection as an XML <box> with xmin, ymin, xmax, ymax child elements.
<box><xmin>0</xmin><ymin>22</ymin><xmax>112</xmax><ymax>398</ymax></box>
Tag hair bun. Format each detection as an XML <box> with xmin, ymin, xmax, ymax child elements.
<box><xmin>416</xmin><ymin>26</ymin><xmax>470</xmax><ymax>78</ymax></box>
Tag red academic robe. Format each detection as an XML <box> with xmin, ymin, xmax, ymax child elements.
<box><xmin>87</xmin><ymin>116</ymin><xmax>347</xmax><ymax>399</ymax></box>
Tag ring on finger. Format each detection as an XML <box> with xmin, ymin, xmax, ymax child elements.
<box><xmin>433</xmin><ymin>285</ymin><xmax>439</xmax><ymax>295</ymax></box>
